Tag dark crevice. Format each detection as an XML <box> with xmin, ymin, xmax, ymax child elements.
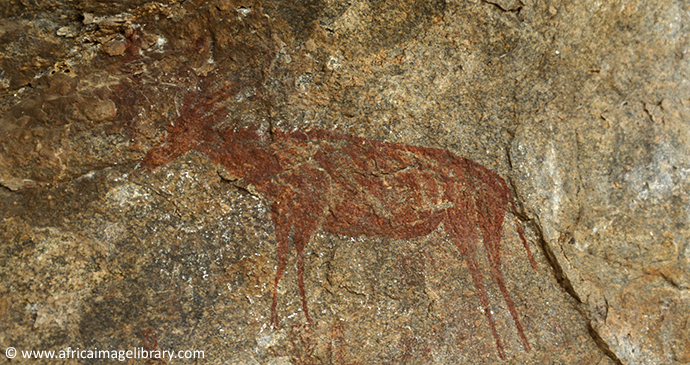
<box><xmin>481</xmin><ymin>0</ymin><xmax>523</xmax><ymax>14</ymax></box>
<box><xmin>341</xmin><ymin>285</ymin><xmax>367</xmax><ymax>298</ymax></box>
<box><xmin>657</xmin><ymin>271</ymin><xmax>688</xmax><ymax>291</ymax></box>
<box><xmin>534</xmin><ymin>224</ymin><xmax>582</xmax><ymax>303</ymax></box>
<box><xmin>587</xmin><ymin>321</ymin><xmax>625</xmax><ymax>365</ymax></box>
<box><xmin>531</xmin><ymin>223</ymin><xmax>625</xmax><ymax>364</ymax></box>
<box><xmin>0</xmin><ymin>183</ymin><xmax>15</xmax><ymax>193</ymax></box>
<box><xmin>567</xmin><ymin>127</ymin><xmax>623</xmax><ymax>364</ymax></box>
<box><xmin>229</xmin><ymin>182</ymin><xmax>258</xmax><ymax>198</ymax></box>
<box><xmin>216</xmin><ymin>169</ymin><xmax>239</xmax><ymax>183</ymax></box>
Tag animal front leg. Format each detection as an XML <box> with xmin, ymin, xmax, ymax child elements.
<box><xmin>270</xmin><ymin>196</ymin><xmax>323</xmax><ymax>326</ymax></box>
<box><xmin>270</xmin><ymin>195</ymin><xmax>293</xmax><ymax>329</ymax></box>
<box><xmin>293</xmin><ymin>220</ymin><xmax>318</xmax><ymax>325</ymax></box>
<box><xmin>268</xmin><ymin>164</ymin><xmax>331</xmax><ymax>327</ymax></box>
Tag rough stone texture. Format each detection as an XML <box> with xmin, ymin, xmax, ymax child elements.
<box><xmin>0</xmin><ymin>0</ymin><xmax>687</xmax><ymax>364</ymax></box>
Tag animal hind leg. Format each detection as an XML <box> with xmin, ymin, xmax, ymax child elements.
<box><xmin>446</xmin><ymin>209</ymin><xmax>506</xmax><ymax>360</ymax></box>
<box><xmin>474</xmin><ymin>192</ymin><xmax>531</xmax><ymax>352</ymax></box>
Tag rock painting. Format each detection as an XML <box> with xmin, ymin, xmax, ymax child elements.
<box><xmin>140</xmin><ymin>84</ymin><xmax>538</xmax><ymax>359</ymax></box>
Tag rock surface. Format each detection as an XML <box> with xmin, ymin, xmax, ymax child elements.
<box><xmin>1</xmin><ymin>0</ymin><xmax>688</xmax><ymax>364</ymax></box>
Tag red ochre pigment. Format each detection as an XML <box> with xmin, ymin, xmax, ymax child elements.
<box><xmin>140</xmin><ymin>84</ymin><xmax>538</xmax><ymax>359</ymax></box>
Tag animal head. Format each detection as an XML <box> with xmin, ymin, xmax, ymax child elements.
<box><xmin>138</xmin><ymin>82</ymin><xmax>267</xmax><ymax>173</ymax></box>
<box><xmin>140</xmin><ymin>109</ymin><xmax>279</xmax><ymax>187</ymax></box>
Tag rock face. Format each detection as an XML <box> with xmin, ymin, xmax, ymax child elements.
<box><xmin>0</xmin><ymin>0</ymin><xmax>687</xmax><ymax>364</ymax></box>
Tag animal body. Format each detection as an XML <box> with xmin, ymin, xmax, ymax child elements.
<box><xmin>140</xmin><ymin>84</ymin><xmax>538</xmax><ymax>359</ymax></box>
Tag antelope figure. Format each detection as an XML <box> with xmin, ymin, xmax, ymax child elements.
<box><xmin>140</xmin><ymin>84</ymin><xmax>538</xmax><ymax>359</ymax></box>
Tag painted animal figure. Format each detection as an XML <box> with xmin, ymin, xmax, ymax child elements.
<box><xmin>140</xmin><ymin>84</ymin><xmax>538</xmax><ymax>359</ymax></box>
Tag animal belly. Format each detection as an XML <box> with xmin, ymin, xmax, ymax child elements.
<box><xmin>321</xmin><ymin>168</ymin><xmax>451</xmax><ymax>239</ymax></box>
<box><xmin>322</xmin><ymin>200</ymin><xmax>446</xmax><ymax>239</ymax></box>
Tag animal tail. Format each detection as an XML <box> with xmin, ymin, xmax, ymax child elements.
<box><xmin>507</xmin><ymin>189</ymin><xmax>538</xmax><ymax>271</ymax></box>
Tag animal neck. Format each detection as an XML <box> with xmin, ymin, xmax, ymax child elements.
<box><xmin>239</xmin><ymin>144</ymin><xmax>281</xmax><ymax>187</ymax></box>
<box><xmin>207</xmin><ymin>126</ymin><xmax>281</xmax><ymax>189</ymax></box>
